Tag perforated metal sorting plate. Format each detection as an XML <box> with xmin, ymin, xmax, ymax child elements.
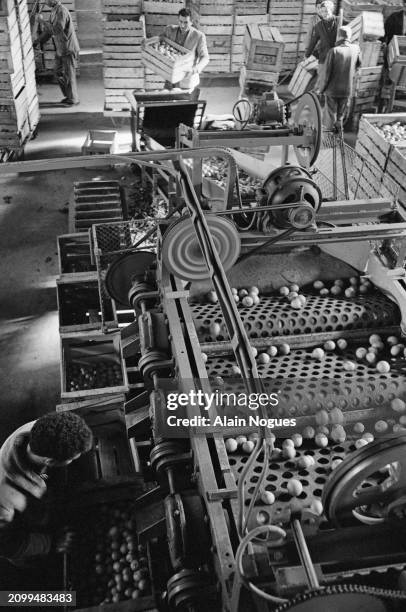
<box><xmin>191</xmin><ymin>294</ymin><xmax>400</xmax><ymax>343</ymax></box>
<box><xmin>228</xmin><ymin>442</ymin><xmax>352</xmax><ymax>524</ymax></box>
<box><xmin>205</xmin><ymin>348</ymin><xmax>406</xmax><ymax>418</ymax></box>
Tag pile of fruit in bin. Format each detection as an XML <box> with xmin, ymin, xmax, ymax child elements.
<box><xmin>202</xmin><ymin>157</ymin><xmax>262</xmax><ymax>199</ymax></box>
<box><xmin>67</xmin><ymin>362</ymin><xmax>123</xmax><ymax>392</ymax></box>
<box><xmin>70</xmin><ymin>501</ymin><xmax>151</xmax><ymax>606</ymax></box>
<box><xmin>375</xmin><ymin>121</ymin><xmax>406</xmax><ymax>145</ymax></box>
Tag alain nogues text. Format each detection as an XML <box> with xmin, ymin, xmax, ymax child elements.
<box><xmin>165</xmin><ymin>389</ymin><xmax>297</xmax><ymax>429</ymax></box>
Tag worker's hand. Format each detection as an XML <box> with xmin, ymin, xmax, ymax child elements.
<box><xmin>33</xmin><ymin>40</ymin><xmax>40</xmax><ymax>49</ymax></box>
<box><xmin>6</xmin><ymin>450</ymin><xmax>47</xmax><ymax>499</ymax></box>
<box><xmin>0</xmin><ymin>483</ymin><xmax>28</xmax><ymax>523</ymax></box>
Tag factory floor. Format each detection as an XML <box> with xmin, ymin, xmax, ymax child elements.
<box><xmin>0</xmin><ymin>72</ymin><xmax>357</xmax><ymax>444</ymax></box>
<box><xmin>0</xmin><ymin>73</ymin><xmax>244</xmax><ymax>443</ymax></box>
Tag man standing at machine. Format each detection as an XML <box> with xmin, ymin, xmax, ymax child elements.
<box><xmin>304</xmin><ymin>0</ymin><xmax>339</xmax><ymax>92</ymax></box>
<box><xmin>160</xmin><ymin>8</ymin><xmax>210</xmax><ymax>90</ymax></box>
<box><xmin>319</xmin><ymin>26</ymin><xmax>361</xmax><ymax>134</ymax></box>
<box><xmin>33</xmin><ymin>0</ymin><xmax>80</xmax><ymax>106</ymax></box>
<box><xmin>0</xmin><ymin>412</ymin><xmax>93</xmax><ymax>562</ymax></box>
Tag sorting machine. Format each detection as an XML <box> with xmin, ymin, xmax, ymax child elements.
<box><xmin>100</xmin><ymin>143</ymin><xmax>406</xmax><ymax>610</ymax></box>
<box><xmin>2</xmin><ymin>93</ymin><xmax>406</xmax><ymax>611</ymax></box>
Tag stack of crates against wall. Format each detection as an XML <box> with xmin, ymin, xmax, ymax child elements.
<box><xmin>268</xmin><ymin>0</ymin><xmax>325</xmax><ymax>73</ymax></box>
<box><xmin>186</xmin><ymin>0</ymin><xmax>269</xmax><ymax>74</ymax></box>
<box><xmin>0</xmin><ymin>0</ymin><xmax>39</xmax><ymax>150</ymax></box>
<box><xmin>143</xmin><ymin>0</ymin><xmax>184</xmax><ymax>38</ymax></box>
<box><xmin>102</xmin><ymin>0</ymin><xmax>145</xmax><ymax>112</ymax></box>
<box><xmin>27</xmin><ymin>0</ymin><xmax>78</xmax><ymax>77</ymax></box>
<box><xmin>16</xmin><ymin>0</ymin><xmax>39</xmax><ymax>133</ymax></box>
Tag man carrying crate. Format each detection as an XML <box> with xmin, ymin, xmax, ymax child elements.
<box><xmin>305</xmin><ymin>0</ymin><xmax>339</xmax><ymax>91</ymax></box>
<box><xmin>319</xmin><ymin>26</ymin><xmax>361</xmax><ymax>133</ymax></box>
<box><xmin>33</xmin><ymin>0</ymin><xmax>80</xmax><ymax>106</ymax></box>
<box><xmin>0</xmin><ymin>412</ymin><xmax>93</xmax><ymax>563</ymax></box>
<box><xmin>160</xmin><ymin>8</ymin><xmax>210</xmax><ymax>90</ymax></box>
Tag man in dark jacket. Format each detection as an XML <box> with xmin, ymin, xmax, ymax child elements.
<box><xmin>383</xmin><ymin>2</ymin><xmax>406</xmax><ymax>46</ymax></box>
<box><xmin>34</xmin><ymin>0</ymin><xmax>80</xmax><ymax>106</ymax></box>
<box><xmin>0</xmin><ymin>412</ymin><xmax>93</xmax><ymax>562</ymax></box>
<box><xmin>305</xmin><ymin>0</ymin><xmax>339</xmax><ymax>88</ymax></box>
<box><xmin>319</xmin><ymin>26</ymin><xmax>362</xmax><ymax>133</ymax></box>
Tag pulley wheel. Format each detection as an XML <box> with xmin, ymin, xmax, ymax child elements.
<box><xmin>104</xmin><ymin>251</ymin><xmax>155</xmax><ymax>307</ymax></box>
<box><xmin>322</xmin><ymin>433</ymin><xmax>406</xmax><ymax>526</ymax></box>
<box><xmin>268</xmin><ymin>177</ymin><xmax>322</xmax><ymax>229</ymax></box>
<box><xmin>161</xmin><ymin>215</ymin><xmax>241</xmax><ymax>281</ymax></box>
<box><xmin>274</xmin><ymin>585</ymin><xmax>389</xmax><ymax>612</ymax></box>
<box><xmin>167</xmin><ymin>569</ymin><xmax>211</xmax><ymax>610</ymax></box>
<box><xmin>263</xmin><ymin>165</ymin><xmax>311</xmax><ymax>200</ymax></box>
<box><xmin>292</xmin><ymin>92</ymin><xmax>322</xmax><ymax>167</ymax></box>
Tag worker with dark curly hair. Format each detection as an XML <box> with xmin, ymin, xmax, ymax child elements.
<box><xmin>0</xmin><ymin>412</ymin><xmax>93</xmax><ymax>562</ymax></box>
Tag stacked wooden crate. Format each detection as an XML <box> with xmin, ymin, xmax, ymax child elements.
<box><xmin>239</xmin><ymin>24</ymin><xmax>284</xmax><ymax>93</ymax></box>
<box><xmin>102</xmin><ymin>0</ymin><xmax>145</xmax><ymax>112</ymax></box>
<box><xmin>342</xmin><ymin>0</ymin><xmax>403</xmax><ymax>20</ymax></box>
<box><xmin>27</xmin><ymin>0</ymin><xmax>78</xmax><ymax>77</ymax></box>
<box><xmin>143</xmin><ymin>0</ymin><xmax>184</xmax><ymax>37</ymax></box>
<box><xmin>348</xmin><ymin>11</ymin><xmax>384</xmax><ymax>116</ymax></box>
<box><xmin>268</xmin><ymin>0</ymin><xmax>317</xmax><ymax>73</ymax></box>
<box><xmin>388</xmin><ymin>35</ymin><xmax>406</xmax><ymax>87</ymax></box>
<box><xmin>187</xmin><ymin>0</ymin><xmax>270</xmax><ymax>74</ymax></box>
<box><xmin>0</xmin><ymin>0</ymin><xmax>39</xmax><ymax>152</ymax></box>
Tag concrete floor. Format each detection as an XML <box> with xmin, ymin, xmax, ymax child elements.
<box><xmin>0</xmin><ymin>73</ymin><xmax>357</xmax><ymax>443</ymax></box>
<box><xmin>0</xmin><ymin>74</ymin><xmax>243</xmax><ymax>443</ymax></box>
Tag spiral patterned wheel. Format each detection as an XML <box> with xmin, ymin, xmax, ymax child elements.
<box><xmin>322</xmin><ymin>433</ymin><xmax>406</xmax><ymax>526</ymax></box>
<box><xmin>161</xmin><ymin>215</ymin><xmax>241</xmax><ymax>281</ymax></box>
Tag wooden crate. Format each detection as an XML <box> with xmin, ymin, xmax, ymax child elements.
<box><xmin>288</xmin><ymin>56</ymin><xmax>318</xmax><ymax>97</ymax></box>
<box><xmin>57</xmin><ymin>233</ymin><xmax>96</xmax><ymax>277</ymax></box>
<box><xmin>244</xmin><ymin>24</ymin><xmax>284</xmax><ymax>72</ymax></box>
<box><xmin>239</xmin><ymin>64</ymin><xmax>279</xmax><ymax>90</ymax></box>
<box><xmin>353</xmin><ymin>65</ymin><xmax>382</xmax><ymax>105</ymax></box>
<box><xmin>70</xmin><ymin>180</ymin><xmax>124</xmax><ymax>234</ymax></box>
<box><xmin>342</xmin><ymin>0</ymin><xmax>383</xmax><ymax>21</ymax></box>
<box><xmin>141</xmin><ymin>36</ymin><xmax>194</xmax><ymax>83</ymax></box>
<box><xmin>103</xmin><ymin>16</ymin><xmax>145</xmax><ymax>112</ymax></box>
<box><xmin>360</xmin><ymin>40</ymin><xmax>381</xmax><ymax>67</ymax></box>
<box><xmin>82</xmin><ymin>130</ymin><xmax>118</xmax><ymax>155</ymax></box>
<box><xmin>102</xmin><ymin>0</ymin><xmax>142</xmax><ymax>15</ymax></box>
<box><xmin>388</xmin><ymin>36</ymin><xmax>406</xmax><ymax>86</ymax></box>
<box><xmin>56</xmin><ymin>276</ymin><xmax>117</xmax><ymax>333</ymax></box>
<box><xmin>348</xmin><ymin>11</ymin><xmax>384</xmax><ymax>43</ymax></box>
<box><xmin>60</xmin><ymin>332</ymin><xmax>129</xmax><ymax>400</ymax></box>
<box><xmin>355</xmin><ymin>113</ymin><xmax>406</xmax><ymax>206</ymax></box>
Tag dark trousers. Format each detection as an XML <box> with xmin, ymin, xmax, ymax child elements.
<box><xmin>324</xmin><ymin>95</ymin><xmax>349</xmax><ymax>131</ymax></box>
<box><xmin>55</xmin><ymin>53</ymin><xmax>79</xmax><ymax>103</ymax></box>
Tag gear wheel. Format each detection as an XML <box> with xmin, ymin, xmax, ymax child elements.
<box><xmin>274</xmin><ymin>584</ymin><xmax>394</xmax><ymax>612</ymax></box>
